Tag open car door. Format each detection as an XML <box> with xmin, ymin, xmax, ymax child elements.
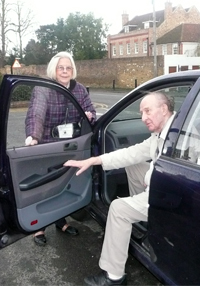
<box><xmin>148</xmin><ymin>77</ymin><xmax>200</xmax><ymax>285</ymax></box>
<box><xmin>0</xmin><ymin>75</ymin><xmax>93</xmax><ymax>245</ymax></box>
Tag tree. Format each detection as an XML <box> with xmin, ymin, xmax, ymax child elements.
<box><xmin>23</xmin><ymin>39</ymin><xmax>49</xmax><ymax>65</ymax></box>
<box><xmin>26</xmin><ymin>19</ymin><xmax>71</xmax><ymax>64</ymax></box>
<box><xmin>25</xmin><ymin>12</ymin><xmax>109</xmax><ymax>63</ymax></box>
<box><xmin>0</xmin><ymin>0</ymin><xmax>35</xmax><ymax>67</ymax></box>
<box><xmin>54</xmin><ymin>18</ymin><xmax>71</xmax><ymax>52</ymax></box>
<box><xmin>35</xmin><ymin>23</ymin><xmax>61</xmax><ymax>60</ymax></box>
<box><xmin>10</xmin><ymin>0</ymin><xmax>35</xmax><ymax>61</ymax></box>
<box><xmin>35</xmin><ymin>18</ymin><xmax>73</xmax><ymax>57</ymax></box>
<box><xmin>65</xmin><ymin>12</ymin><xmax>108</xmax><ymax>60</ymax></box>
<box><xmin>0</xmin><ymin>0</ymin><xmax>12</xmax><ymax>67</ymax></box>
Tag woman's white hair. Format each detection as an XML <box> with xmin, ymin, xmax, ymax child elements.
<box><xmin>46</xmin><ymin>51</ymin><xmax>77</xmax><ymax>80</ymax></box>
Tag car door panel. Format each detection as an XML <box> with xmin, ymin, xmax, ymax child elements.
<box><xmin>7</xmin><ymin>131</ymin><xmax>93</xmax><ymax>232</ymax></box>
<box><xmin>19</xmin><ymin>165</ymin><xmax>70</xmax><ymax>191</ymax></box>
<box><xmin>0</xmin><ymin>75</ymin><xmax>94</xmax><ymax>234</ymax></box>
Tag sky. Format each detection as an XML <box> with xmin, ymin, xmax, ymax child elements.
<box><xmin>8</xmin><ymin>0</ymin><xmax>200</xmax><ymax>50</ymax></box>
<box><xmin>27</xmin><ymin>0</ymin><xmax>200</xmax><ymax>36</ymax></box>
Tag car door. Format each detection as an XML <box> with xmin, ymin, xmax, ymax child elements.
<box><xmin>0</xmin><ymin>75</ymin><xmax>93</xmax><ymax>238</ymax></box>
<box><xmin>148</xmin><ymin>77</ymin><xmax>200</xmax><ymax>285</ymax></box>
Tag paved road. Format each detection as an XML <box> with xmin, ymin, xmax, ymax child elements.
<box><xmin>1</xmin><ymin>88</ymin><xmax>163</xmax><ymax>286</ymax></box>
<box><xmin>0</xmin><ymin>214</ymin><xmax>162</xmax><ymax>286</ymax></box>
<box><xmin>89</xmin><ymin>88</ymin><xmax>129</xmax><ymax>118</ymax></box>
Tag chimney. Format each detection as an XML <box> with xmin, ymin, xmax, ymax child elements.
<box><xmin>122</xmin><ymin>12</ymin><xmax>129</xmax><ymax>27</ymax></box>
<box><xmin>165</xmin><ymin>1</ymin><xmax>172</xmax><ymax>19</ymax></box>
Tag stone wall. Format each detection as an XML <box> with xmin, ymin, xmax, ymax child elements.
<box><xmin>0</xmin><ymin>56</ymin><xmax>164</xmax><ymax>89</ymax></box>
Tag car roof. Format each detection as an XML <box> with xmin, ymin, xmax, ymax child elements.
<box><xmin>151</xmin><ymin>69</ymin><xmax>200</xmax><ymax>81</ymax></box>
<box><xmin>135</xmin><ymin>69</ymin><xmax>200</xmax><ymax>90</ymax></box>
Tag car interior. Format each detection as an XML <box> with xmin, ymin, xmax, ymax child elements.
<box><xmin>99</xmin><ymin>84</ymin><xmax>192</xmax><ymax>248</ymax></box>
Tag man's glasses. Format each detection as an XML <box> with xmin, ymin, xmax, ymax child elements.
<box><xmin>57</xmin><ymin>66</ymin><xmax>73</xmax><ymax>72</ymax></box>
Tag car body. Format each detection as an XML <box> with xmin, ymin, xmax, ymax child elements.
<box><xmin>0</xmin><ymin>70</ymin><xmax>200</xmax><ymax>285</ymax></box>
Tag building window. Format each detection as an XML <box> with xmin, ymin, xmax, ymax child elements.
<box><xmin>112</xmin><ymin>46</ymin><xmax>116</xmax><ymax>56</ymax></box>
<box><xmin>119</xmin><ymin>45</ymin><xmax>123</xmax><ymax>55</ymax></box>
<box><xmin>192</xmin><ymin>65</ymin><xmax>200</xmax><ymax>70</ymax></box>
<box><xmin>124</xmin><ymin>26</ymin><xmax>129</xmax><ymax>33</ymax></box>
<box><xmin>143</xmin><ymin>40</ymin><xmax>147</xmax><ymax>53</ymax></box>
<box><xmin>144</xmin><ymin>22</ymin><xmax>150</xmax><ymax>29</ymax></box>
<box><xmin>172</xmin><ymin>43</ymin><xmax>178</xmax><ymax>54</ymax></box>
<box><xmin>180</xmin><ymin>66</ymin><xmax>188</xmax><ymax>71</ymax></box>
<box><xmin>134</xmin><ymin>42</ymin><xmax>138</xmax><ymax>54</ymax></box>
<box><xmin>162</xmin><ymin>44</ymin><xmax>167</xmax><ymax>55</ymax></box>
<box><xmin>127</xmin><ymin>43</ymin><xmax>131</xmax><ymax>54</ymax></box>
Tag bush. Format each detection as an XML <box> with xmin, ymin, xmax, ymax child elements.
<box><xmin>11</xmin><ymin>85</ymin><xmax>33</xmax><ymax>101</ymax></box>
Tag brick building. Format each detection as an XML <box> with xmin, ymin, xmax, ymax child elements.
<box><xmin>107</xmin><ymin>1</ymin><xmax>200</xmax><ymax>59</ymax></box>
<box><xmin>157</xmin><ymin>23</ymin><xmax>200</xmax><ymax>57</ymax></box>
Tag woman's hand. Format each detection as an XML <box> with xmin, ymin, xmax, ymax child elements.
<box><xmin>85</xmin><ymin>111</ymin><xmax>93</xmax><ymax>121</ymax></box>
<box><xmin>25</xmin><ymin>136</ymin><xmax>38</xmax><ymax>146</ymax></box>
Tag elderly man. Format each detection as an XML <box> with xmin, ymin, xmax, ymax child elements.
<box><xmin>64</xmin><ymin>92</ymin><xmax>176</xmax><ymax>286</ymax></box>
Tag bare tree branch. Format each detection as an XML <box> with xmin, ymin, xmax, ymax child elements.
<box><xmin>10</xmin><ymin>0</ymin><xmax>35</xmax><ymax>59</ymax></box>
<box><xmin>0</xmin><ymin>0</ymin><xmax>13</xmax><ymax>66</ymax></box>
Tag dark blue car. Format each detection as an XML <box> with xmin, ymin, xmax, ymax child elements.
<box><xmin>0</xmin><ymin>70</ymin><xmax>200</xmax><ymax>285</ymax></box>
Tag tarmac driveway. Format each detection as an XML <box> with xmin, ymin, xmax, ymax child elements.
<box><xmin>0</xmin><ymin>214</ymin><xmax>162</xmax><ymax>286</ymax></box>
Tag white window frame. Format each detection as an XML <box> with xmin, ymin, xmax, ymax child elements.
<box><xmin>124</xmin><ymin>26</ymin><xmax>129</xmax><ymax>33</ymax></box>
<box><xmin>134</xmin><ymin>42</ymin><xmax>138</xmax><ymax>54</ymax></box>
<box><xmin>112</xmin><ymin>46</ymin><xmax>116</xmax><ymax>56</ymax></box>
<box><xmin>127</xmin><ymin>43</ymin><xmax>131</xmax><ymax>55</ymax></box>
<box><xmin>172</xmin><ymin>43</ymin><xmax>178</xmax><ymax>55</ymax></box>
<box><xmin>144</xmin><ymin>22</ymin><xmax>150</xmax><ymax>29</ymax></box>
<box><xmin>162</xmin><ymin>44</ymin><xmax>167</xmax><ymax>55</ymax></box>
<box><xmin>119</xmin><ymin>45</ymin><xmax>123</xmax><ymax>56</ymax></box>
<box><xmin>143</xmin><ymin>40</ymin><xmax>147</xmax><ymax>53</ymax></box>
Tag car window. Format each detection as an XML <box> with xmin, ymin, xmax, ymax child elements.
<box><xmin>113</xmin><ymin>85</ymin><xmax>191</xmax><ymax>121</ymax></box>
<box><xmin>7</xmin><ymin>83</ymin><xmax>84</xmax><ymax>149</ymax></box>
<box><xmin>173</xmin><ymin>91</ymin><xmax>200</xmax><ymax>164</ymax></box>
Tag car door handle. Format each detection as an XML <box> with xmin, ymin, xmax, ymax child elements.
<box><xmin>64</xmin><ymin>142</ymin><xmax>78</xmax><ymax>151</ymax></box>
<box><xmin>19</xmin><ymin>166</ymin><xmax>70</xmax><ymax>191</ymax></box>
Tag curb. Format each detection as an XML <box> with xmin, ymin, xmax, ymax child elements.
<box><xmin>10</xmin><ymin>101</ymin><xmax>29</xmax><ymax>108</ymax></box>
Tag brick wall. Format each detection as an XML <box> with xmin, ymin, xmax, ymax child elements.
<box><xmin>1</xmin><ymin>56</ymin><xmax>164</xmax><ymax>89</ymax></box>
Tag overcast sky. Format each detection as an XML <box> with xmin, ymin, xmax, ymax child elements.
<box><xmin>27</xmin><ymin>0</ymin><xmax>200</xmax><ymax>35</ymax></box>
<box><xmin>8</xmin><ymin>0</ymin><xmax>200</xmax><ymax>50</ymax></box>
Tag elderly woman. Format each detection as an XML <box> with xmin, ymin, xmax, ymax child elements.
<box><xmin>25</xmin><ymin>51</ymin><xmax>96</xmax><ymax>145</ymax></box>
<box><xmin>25</xmin><ymin>51</ymin><xmax>96</xmax><ymax>245</ymax></box>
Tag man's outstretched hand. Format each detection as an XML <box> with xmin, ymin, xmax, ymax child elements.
<box><xmin>63</xmin><ymin>157</ymin><xmax>102</xmax><ymax>176</ymax></box>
